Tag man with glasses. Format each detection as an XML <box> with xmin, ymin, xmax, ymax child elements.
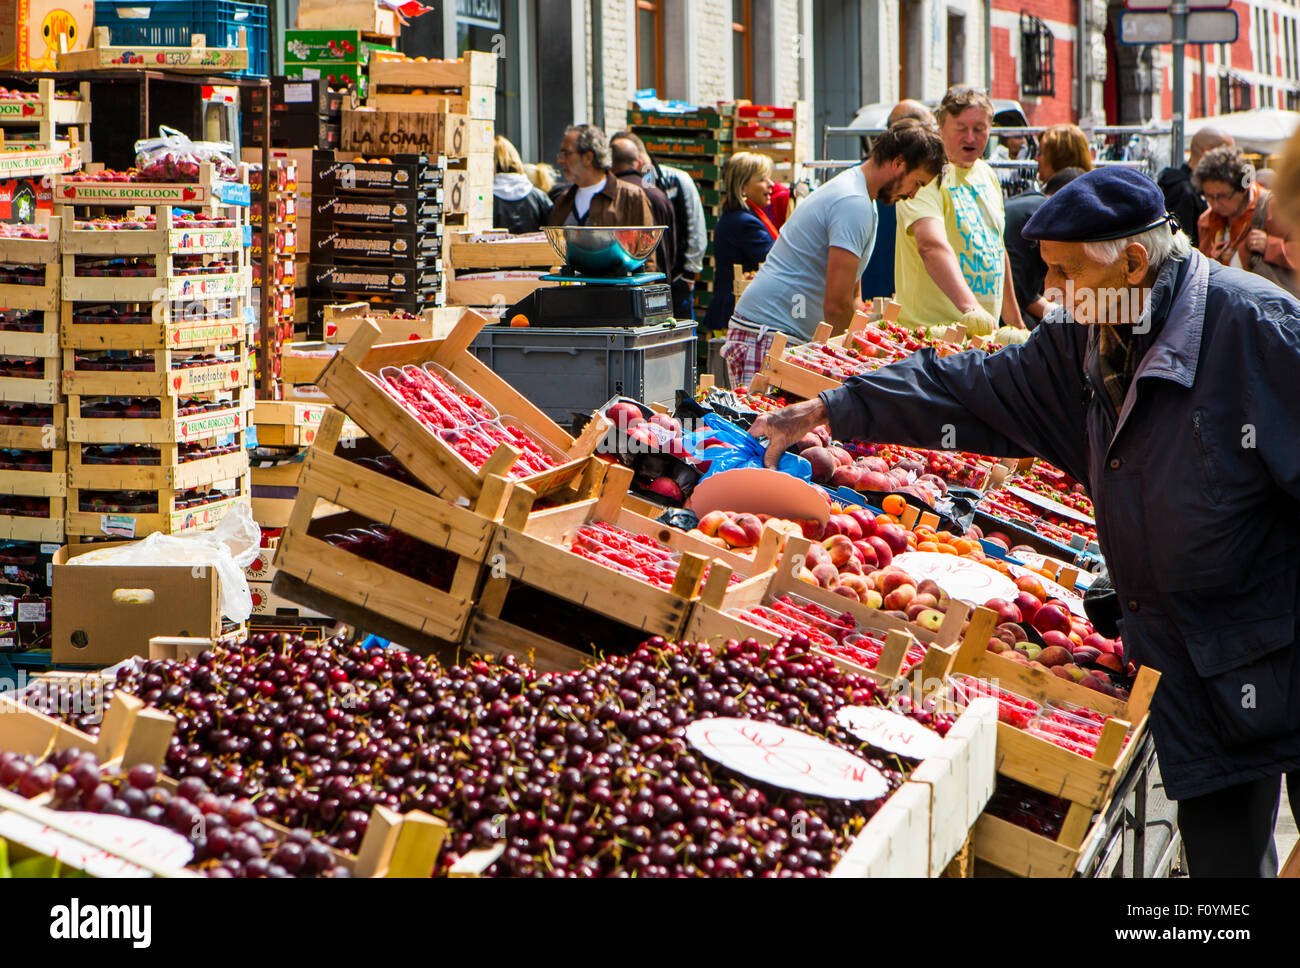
<box><xmin>548</xmin><ymin>124</ymin><xmax>656</xmax><ymax>240</ymax></box>
<box><xmin>894</xmin><ymin>85</ymin><xmax>1024</xmax><ymax>334</ymax></box>
<box><xmin>1193</xmin><ymin>144</ymin><xmax>1295</xmax><ymax>293</ymax></box>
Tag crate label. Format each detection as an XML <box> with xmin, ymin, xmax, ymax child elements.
<box><xmin>168</xmin><ymin>272</ymin><xmax>248</xmax><ymax>299</ymax></box>
<box><xmin>172</xmin><ymin>320</ymin><xmax>242</xmax><ymax>346</ymax></box>
<box><xmin>100</xmin><ymin>514</ymin><xmax>137</xmax><ymax>538</ymax></box>
<box><xmin>0</xmin><ymin>811</ymin><xmax>192</xmax><ymax>878</ymax></box>
<box><xmin>169</xmin><ymin>499</ymin><xmax>236</xmax><ymax>532</ymax></box>
<box><xmin>300</xmin><ymin>67</ymin><xmax>322</xmax><ymax>79</ymax></box>
<box><xmin>17</xmin><ymin>600</ymin><xmax>45</xmax><ymax>623</ymax></box>
<box><xmin>177</xmin><ymin>363</ymin><xmax>242</xmax><ymax>392</ymax></box>
<box><xmin>1</xmin><ymin>566</ymin><xmax>15</xmax><ymax>577</ymax></box>
<box><xmin>0</xmin><ymin>147</ymin><xmax>79</xmax><ymax>180</ymax></box>
<box><xmin>215</xmin><ymin>183</ymin><xmax>252</xmax><ymax>207</ymax></box>
<box><xmin>40</xmin><ymin>543</ymin><xmax>59</xmax><ymax>554</ymax></box>
<box><xmin>284</xmin><ymin>83</ymin><xmax>315</xmax><ymax>104</ymax></box>
<box><xmin>0</xmin><ymin>636</ymin><xmax>14</xmax><ymax>649</ymax></box>
<box><xmin>835</xmin><ymin>706</ymin><xmax>943</xmax><ymax>760</ymax></box>
<box><xmin>170</xmin><ymin>227</ymin><xmax>245</xmax><ymax>252</ymax></box>
<box><xmin>685</xmin><ymin>717</ymin><xmax>889</xmax><ymax>801</ymax></box>
<box><xmin>178</xmin><ymin>409</ymin><xmax>244</xmax><ymax>440</ymax></box>
<box><xmin>56</xmin><ymin>182</ymin><xmax>209</xmax><ymax>205</ymax></box>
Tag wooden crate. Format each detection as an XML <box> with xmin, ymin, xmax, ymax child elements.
<box><xmin>62</xmin><ymin>346</ymin><xmax>249</xmax><ymax>398</ymax></box>
<box><xmin>0</xmin><ymin>309</ymin><xmax>60</xmax><ymax>357</ymax></box>
<box><xmin>369</xmin><ymin>52</ymin><xmax>499</xmax><ymax>89</ymax></box>
<box><xmin>0</xmin><ymin>448</ymin><xmax>66</xmax><ymax>497</ymax></box>
<box><xmin>53</xmin><ymin>163</ymin><xmax>250</xmax><ymax>214</ymax></box>
<box><xmin>315</xmin><ymin>310</ymin><xmax>611</xmax><ymax>503</ymax></box>
<box><xmin>830</xmin><ymin>698</ymin><xmax>997</xmax><ymax>877</ymax></box>
<box><xmin>0</xmin><ymin>268</ymin><xmax>59</xmax><ymax>313</ymax></box>
<box><xmin>61</xmin><ymin>303</ymin><xmax>246</xmax><ymax>352</ymax></box>
<box><xmin>341</xmin><ymin>108</ymin><xmax>492</xmax><ymax>158</ymax></box>
<box><xmin>281</xmin><ymin>341</ymin><xmax>336</xmax><ymax>385</ymax></box>
<box><xmin>65</xmin><ymin>478</ymin><xmax>251</xmax><ymax>539</ymax></box>
<box><xmin>66</xmin><ymin>391</ymin><xmax>253</xmax><ymax>445</ymax></box>
<box><xmin>272</xmin><ymin>410</ymin><xmax>522</xmax><ymax>644</ymax></box>
<box><xmin>441</xmin><ymin>167</ymin><xmax>492</xmax><ymax>220</ymax></box>
<box><xmin>478</xmin><ymin>464</ymin><xmax>747</xmax><ymax>640</ymax></box>
<box><xmin>0</xmin><ymin>80</ymin><xmax>91</xmax><ymax>130</ymax></box>
<box><xmin>368</xmin><ymin>87</ymin><xmax>496</xmax><ymax>120</ymax></box>
<box><xmin>0</xmin><ymin>355</ymin><xmax>61</xmax><ymax>403</ymax></box>
<box><xmin>296</xmin><ymin>0</ymin><xmax>401</xmax><ymax>37</ymax></box>
<box><xmin>684</xmin><ymin>535</ymin><xmax>967</xmax><ymax>688</ymax></box>
<box><xmin>941</xmin><ymin>607</ymin><xmax>1161</xmax><ymax>873</ymax></box>
<box><xmin>68</xmin><ymin>443</ymin><xmax>247</xmax><ymax>492</ymax></box>
<box><xmin>62</xmin><ymin>264</ymin><xmax>251</xmax><ymax>303</ymax></box>
<box><xmin>444</xmin><ymin>274</ymin><xmax>555</xmax><ymax>308</ymax></box>
<box><xmin>0</xmin><ymin>217</ymin><xmax>61</xmax><ymax>265</ymax></box>
<box><xmin>322</xmin><ymin>302</ymin><xmax>463</xmax><ymax>343</ymax></box>
<box><xmin>253</xmin><ymin>400</ymin><xmax>361</xmax><ymax>449</ymax></box>
<box><xmin>0</xmin><ymin>404</ymin><xmax>65</xmax><ymax>450</ymax></box>
<box><xmin>56</xmin><ymin>26</ymin><xmax>250</xmax><ymax>73</ymax></box>
<box><xmin>446</xmin><ymin>231</ymin><xmax>558</xmax><ymax>271</ymax></box>
<box><xmin>59</xmin><ymin>209</ymin><xmax>246</xmax><ymax>259</ymax></box>
<box><xmin>0</xmin><ymin>497</ymin><xmax>64</xmax><ymax>542</ymax></box>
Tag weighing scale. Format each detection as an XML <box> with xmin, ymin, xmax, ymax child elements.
<box><xmin>506</xmin><ymin>225</ymin><xmax>675</xmax><ymax>328</ymax></box>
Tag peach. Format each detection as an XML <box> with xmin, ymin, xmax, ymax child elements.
<box><xmin>606</xmin><ymin>401</ymin><xmax>644</xmax><ymax>427</ymax></box>
<box><xmin>847</xmin><ymin>509</ymin><xmax>876</xmax><ymax>538</ymax></box>
<box><xmin>838</xmin><ymin>575</ymin><xmax>871</xmax><ymax>598</ymax></box>
<box><xmin>858</xmin><ymin>470</ymin><xmax>893</xmax><ymax>492</ymax></box>
<box><xmin>828</xmin><ymin>446</ymin><xmax>853</xmax><ymax>467</ymax></box>
<box><xmin>734</xmin><ymin>513</ymin><xmax>763</xmax><ymax>546</ymax></box>
<box><xmin>1021</xmin><ymin>643</ymin><xmax>1042</xmax><ymax>661</ymax></box>
<box><xmin>862</xmin><ymin>589</ymin><xmax>884</xmax><ymax>610</ymax></box>
<box><xmin>830</xmin><ymin>466</ymin><xmax>860</xmax><ymax>489</ymax></box>
<box><xmin>1037</xmin><ymin>645</ymin><xmax>1072</xmax><ymax>667</ymax></box>
<box><xmin>1072</xmin><ymin>647</ymin><xmax>1101</xmax><ymax>664</ymax></box>
<box><xmin>1001</xmin><ymin>649</ymin><xmax>1030</xmax><ymax>665</ymax></box>
<box><xmin>799</xmin><ymin>519</ymin><xmax>824</xmax><ymax>541</ymax></box>
<box><xmin>996</xmin><ymin>622</ymin><xmax>1027</xmax><ymax>644</ymax></box>
<box><xmin>822</xmin><ymin>535</ymin><xmax>855</xmax><ymax>567</ymax></box>
<box><xmin>984</xmin><ymin>597</ymin><xmax>1021</xmax><ymax>626</ymax></box>
<box><xmin>839</xmin><ymin>559</ymin><xmax>864</xmax><ymax>576</ymax></box>
<box><xmin>905</xmin><ymin>601</ymin><xmax>930</xmax><ymax>622</ymax></box>
<box><xmin>1083</xmin><ymin>632</ymin><xmax>1112</xmax><ymax>654</ymax></box>
<box><xmin>649</xmin><ymin>413</ymin><xmax>681</xmax><ymax>435</ymax></box>
<box><xmin>915</xmin><ymin>608</ymin><xmax>945</xmax><ymax>632</ymax></box>
<box><xmin>798</xmin><ymin>568</ymin><xmax>820</xmax><ymax>586</ymax></box>
<box><xmin>832</xmin><ymin>584</ymin><xmax>860</xmax><ymax>603</ymax></box>
<box><xmin>1013</xmin><ymin>591</ymin><xmax>1041</xmax><ymax>621</ymax></box>
<box><xmin>883</xmin><ymin>584</ymin><xmax>916</xmax><ymax>611</ymax></box>
<box><xmin>1050</xmin><ymin>665</ymin><xmax>1074</xmax><ymax>680</ymax></box>
<box><xmin>911</xmin><ymin>592</ymin><xmax>939</xmax><ymax>610</ymax></box>
<box><xmin>717</xmin><ymin>519</ymin><xmax>752</xmax><ymax>549</ymax></box>
<box><xmin>877</xmin><ymin>569</ymin><xmax>914</xmax><ymax>595</ymax></box>
<box><xmin>1095</xmin><ymin>653</ymin><xmax>1124</xmax><ymax>673</ymax></box>
<box><xmin>802</xmin><ymin>447</ymin><xmax>837</xmax><ymax>484</ymax></box>
<box><xmin>811</xmin><ymin>563</ymin><xmax>839</xmax><ymax>588</ymax></box>
<box><xmin>792</xmin><ymin>432</ymin><xmax>822</xmax><ymax>452</ymax></box>
<box><xmin>805</xmin><ymin>542</ymin><xmax>831</xmax><ymax>569</ymax></box>
<box><xmin>1040</xmin><ymin>629</ymin><xmax>1073</xmax><ymax>652</ymax></box>
<box><xmin>852</xmin><ymin>540</ymin><xmax>879</xmax><ymax>569</ymax></box>
<box><xmin>1079</xmin><ymin>674</ymin><xmax>1109</xmax><ymax>693</ymax></box>
<box><xmin>697</xmin><ymin>510</ymin><xmax>728</xmax><ymax>538</ymax></box>
<box><xmin>1013</xmin><ymin>569</ymin><xmax>1045</xmax><ymax>600</ymax></box>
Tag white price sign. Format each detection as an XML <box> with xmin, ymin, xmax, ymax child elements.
<box><xmin>835</xmin><ymin>706</ymin><xmax>944</xmax><ymax>760</ymax></box>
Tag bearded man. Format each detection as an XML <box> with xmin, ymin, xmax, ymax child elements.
<box><xmin>751</xmin><ymin>167</ymin><xmax>1300</xmax><ymax>877</ymax></box>
<box><xmin>719</xmin><ymin>120</ymin><xmax>946</xmax><ymax>389</ymax></box>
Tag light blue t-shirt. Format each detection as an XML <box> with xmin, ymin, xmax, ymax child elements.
<box><xmin>732</xmin><ymin>164</ymin><xmax>877</xmax><ymax>342</ymax></box>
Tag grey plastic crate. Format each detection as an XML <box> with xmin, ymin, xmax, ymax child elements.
<box><xmin>469</xmin><ymin>322</ymin><xmax>697</xmax><ymax>428</ymax></box>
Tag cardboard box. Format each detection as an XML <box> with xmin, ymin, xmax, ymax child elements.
<box><xmin>52</xmin><ymin>544</ymin><xmax>220</xmax><ymax>666</ymax></box>
<box><xmin>284</xmin><ymin>30</ymin><xmax>394</xmax><ymax>64</ymax></box>
<box><xmin>0</xmin><ymin>176</ymin><xmax>52</xmax><ymax>224</ymax></box>
<box><xmin>0</xmin><ymin>0</ymin><xmax>93</xmax><ymax>71</ymax></box>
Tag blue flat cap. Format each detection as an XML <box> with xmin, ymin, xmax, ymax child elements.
<box><xmin>1023</xmin><ymin>166</ymin><xmax>1174</xmax><ymax>242</ymax></box>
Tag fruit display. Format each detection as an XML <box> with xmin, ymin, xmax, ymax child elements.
<box><xmin>795</xmin><ymin>430</ymin><xmax>984</xmax><ymax>499</ymax></box>
<box><xmin>0</xmin><ymin>748</ymin><xmax>352</xmax><ymax>878</ymax></box>
<box><xmin>980</xmin><ymin>488</ymin><xmax>1098</xmax><ymax>544</ymax></box>
<box><xmin>323</xmin><ymin>524</ymin><xmax>459</xmax><ymax>590</ymax></box>
<box><xmin>72</xmin><ymin>212</ymin><xmax>237</xmax><ymax>230</ymax></box>
<box><xmin>570</xmin><ymin>521</ymin><xmax>739</xmax><ymax>590</ymax></box>
<box><xmin>0</xmin><ymin>224</ymin><xmax>49</xmax><ymax>240</ymax></box>
<box><xmin>692</xmin><ymin>509</ymin><xmax>811</xmax><ymax>552</ymax></box>
<box><xmin>44</xmin><ymin>632</ymin><xmax>969</xmax><ymax>876</ymax></box>
<box><xmin>77</xmin><ymin>488</ymin><xmax>235</xmax><ymax>514</ymax></box>
<box><xmin>982</xmin><ymin>776</ymin><xmax>1070</xmax><ymax>839</ymax></box>
<box><xmin>845</xmin><ymin>441</ymin><xmax>991</xmax><ymax>491</ymax></box>
<box><xmin>1008</xmin><ymin>462</ymin><xmax>1094</xmax><ymax>517</ymax></box>
<box><xmin>77</xmin><ymin>396</ymin><xmax>228</xmax><ymax>418</ymax></box>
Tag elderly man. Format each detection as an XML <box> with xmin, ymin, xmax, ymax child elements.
<box><xmin>548</xmin><ymin>124</ymin><xmax>654</xmax><ymax>231</ymax></box>
<box><xmin>752</xmin><ymin>167</ymin><xmax>1300</xmax><ymax>876</ymax></box>
<box><xmin>1157</xmin><ymin>126</ymin><xmax>1233</xmax><ymax>249</ymax></box>
<box><xmin>895</xmin><ymin>86</ymin><xmax>1023</xmax><ymax>334</ymax></box>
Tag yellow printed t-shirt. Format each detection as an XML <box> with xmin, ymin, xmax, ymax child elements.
<box><xmin>894</xmin><ymin>159</ymin><xmax>1006</xmax><ymax>329</ymax></box>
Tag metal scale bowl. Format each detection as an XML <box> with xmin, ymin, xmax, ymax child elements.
<box><xmin>507</xmin><ymin>225</ymin><xmax>674</xmax><ymax>327</ymax></box>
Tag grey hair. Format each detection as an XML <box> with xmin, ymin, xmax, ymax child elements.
<box><xmin>566</xmin><ymin>124</ymin><xmax>612</xmax><ymax>170</ymax></box>
<box><xmin>1082</xmin><ymin>223</ymin><xmax>1192</xmax><ymax>272</ymax></box>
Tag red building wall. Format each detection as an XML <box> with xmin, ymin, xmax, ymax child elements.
<box><xmin>990</xmin><ymin>0</ymin><xmax>1079</xmax><ymax>125</ymax></box>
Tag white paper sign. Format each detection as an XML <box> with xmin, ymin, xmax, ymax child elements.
<box><xmin>892</xmin><ymin>551</ymin><xmax>1018</xmax><ymax>605</ymax></box>
<box><xmin>685</xmin><ymin>717</ymin><xmax>889</xmax><ymax>801</ymax></box>
<box><xmin>835</xmin><ymin>706</ymin><xmax>943</xmax><ymax>760</ymax></box>
<box><xmin>0</xmin><ymin>812</ymin><xmax>193</xmax><ymax>878</ymax></box>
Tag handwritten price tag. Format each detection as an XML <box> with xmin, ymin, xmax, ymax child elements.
<box><xmin>685</xmin><ymin>717</ymin><xmax>889</xmax><ymax>801</ymax></box>
<box><xmin>0</xmin><ymin>812</ymin><xmax>192</xmax><ymax>878</ymax></box>
<box><xmin>835</xmin><ymin>706</ymin><xmax>943</xmax><ymax>760</ymax></box>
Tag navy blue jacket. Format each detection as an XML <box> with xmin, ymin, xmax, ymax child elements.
<box><xmin>820</xmin><ymin>248</ymin><xmax>1300</xmax><ymax>799</ymax></box>
<box><xmin>704</xmin><ymin>208</ymin><xmax>776</xmax><ymax>331</ymax></box>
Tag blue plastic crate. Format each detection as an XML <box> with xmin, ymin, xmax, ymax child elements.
<box><xmin>95</xmin><ymin>1</ymin><xmax>268</xmax><ymax>76</ymax></box>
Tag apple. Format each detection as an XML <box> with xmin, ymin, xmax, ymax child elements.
<box><xmin>911</xmin><ymin>608</ymin><xmax>942</xmax><ymax>632</ymax></box>
<box><xmin>1082</xmin><ymin>632</ymin><xmax>1112</xmax><ymax>654</ymax></box>
<box><xmin>828</xmin><ymin>446</ymin><xmax>853</xmax><ymax>467</ymax></box>
<box><xmin>875</xmin><ymin>523</ymin><xmax>909</xmax><ymax>556</ymax></box>
<box><xmin>984</xmin><ymin>598</ymin><xmax>1021</xmax><ymax>626</ymax></box>
<box><xmin>861</xmin><ymin>536</ymin><xmax>891</xmax><ymax>568</ymax></box>
<box><xmin>791</xmin><ymin>432</ymin><xmax>821</xmax><ymax>452</ymax></box>
<box><xmin>1021</xmin><ymin>642</ymin><xmax>1042</xmax><ymax>661</ymax></box>
<box><xmin>1072</xmin><ymin>647</ymin><xmax>1101</xmax><ymax>664</ymax></box>
<box><xmin>830</xmin><ymin>465</ymin><xmax>860</xmax><ymax>489</ymax></box>
<box><xmin>1031</xmin><ymin>603</ymin><xmax>1072</xmax><ymax>636</ymax></box>
<box><xmin>649</xmin><ymin>412</ymin><xmax>681</xmax><ymax>435</ymax></box>
<box><xmin>1013</xmin><ymin>591</ymin><xmax>1042</xmax><ymax>621</ymax></box>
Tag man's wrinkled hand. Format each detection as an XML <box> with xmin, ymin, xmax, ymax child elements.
<box><xmin>749</xmin><ymin>398</ymin><xmax>829</xmax><ymax>469</ymax></box>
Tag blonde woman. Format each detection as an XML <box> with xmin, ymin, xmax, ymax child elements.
<box><xmin>703</xmin><ymin>152</ymin><xmax>778</xmax><ymax>333</ymax></box>
<box><xmin>493</xmin><ymin>135</ymin><xmax>553</xmax><ymax>234</ymax></box>
<box><xmin>1036</xmin><ymin>124</ymin><xmax>1094</xmax><ymax>183</ymax></box>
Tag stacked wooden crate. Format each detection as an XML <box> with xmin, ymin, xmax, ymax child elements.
<box><xmin>0</xmin><ymin>79</ymin><xmax>91</xmax><ymax>159</ymax></box>
<box><xmin>0</xmin><ymin>220</ymin><xmax>65</xmax><ymax>545</ymax></box>
<box><xmin>444</xmin><ymin>231</ymin><xmax>559</xmax><ymax>310</ymax></box>
<box><xmin>627</xmin><ymin>104</ymin><xmax>733</xmax><ymax>320</ymax></box>
<box><xmin>57</xmin><ymin>164</ymin><xmax>254</xmax><ymax>543</ymax></box>
<box><xmin>731</xmin><ymin>102</ymin><xmax>809</xmax><ymax>187</ymax></box>
<box><xmin>249</xmin><ymin>158</ymin><xmax>299</xmax><ymax>399</ymax></box>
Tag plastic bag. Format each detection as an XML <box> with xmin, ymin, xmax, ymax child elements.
<box><xmin>682</xmin><ymin>413</ymin><xmax>812</xmax><ymax>482</ymax></box>
<box><xmin>134</xmin><ymin>126</ymin><xmax>239</xmax><ymax>183</ymax></box>
<box><xmin>66</xmin><ymin>504</ymin><xmax>261</xmax><ymax>622</ymax></box>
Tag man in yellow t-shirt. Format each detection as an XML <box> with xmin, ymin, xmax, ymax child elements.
<box><xmin>895</xmin><ymin>86</ymin><xmax>1024</xmax><ymax>333</ymax></box>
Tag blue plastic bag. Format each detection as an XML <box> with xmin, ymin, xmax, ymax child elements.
<box><xmin>682</xmin><ymin>413</ymin><xmax>812</xmax><ymax>483</ymax></box>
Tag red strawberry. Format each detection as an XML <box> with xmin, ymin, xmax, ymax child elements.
<box><xmin>182</xmin><ymin>188</ymin><xmax>196</xmax><ymax>200</ymax></box>
<box><xmin>172</xmin><ymin>376</ymin><xmax>183</xmax><ymax>390</ymax></box>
